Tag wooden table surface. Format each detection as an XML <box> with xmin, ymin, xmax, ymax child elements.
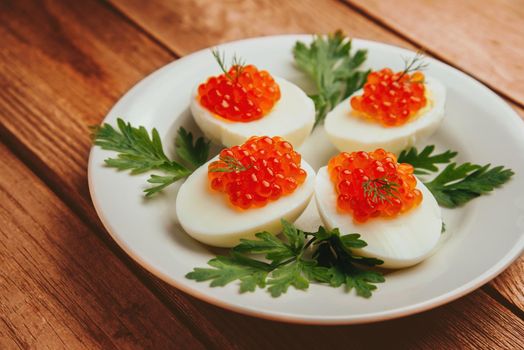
<box><xmin>1</xmin><ymin>0</ymin><xmax>523</xmax><ymax>348</ymax></box>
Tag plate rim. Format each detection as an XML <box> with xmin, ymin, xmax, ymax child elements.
<box><xmin>88</xmin><ymin>34</ymin><xmax>524</xmax><ymax>325</ymax></box>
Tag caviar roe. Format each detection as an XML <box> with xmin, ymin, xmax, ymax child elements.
<box><xmin>198</xmin><ymin>65</ymin><xmax>281</xmax><ymax>122</ymax></box>
<box><xmin>208</xmin><ymin>136</ymin><xmax>307</xmax><ymax>209</ymax></box>
<box><xmin>328</xmin><ymin>149</ymin><xmax>422</xmax><ymax>223</ymax></box>
<box><xmin>350</xmin><ymin>68</ymin><xmax>427</xmax><ymax>127</ymax></box>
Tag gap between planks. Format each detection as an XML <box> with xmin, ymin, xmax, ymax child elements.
<box><xmin>102</xmin><ymin>0</ymin><xmax>178</xmax><ymax>59</ymax></box>
<box><xmin>484</xmin><ymin>284</ymin><xmax>524</xmax><ymax>320</ymax></box>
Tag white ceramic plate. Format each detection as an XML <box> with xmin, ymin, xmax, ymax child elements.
<box><xmin>88</xmin><ymin>35</ymin><xmax>524</xmax><ymax>325</ymax></box>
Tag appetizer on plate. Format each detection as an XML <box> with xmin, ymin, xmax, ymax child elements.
<box><xmin>324</xmin><ymin>56</ymin><xmax>446</xmax><ymax>154</ymax></box>
<box><xmin>176</xmin><ymin>136</ymin><xmax>316</xmax><ymax>247</ymax></box>
<box><xmin>315</xmin><ymin>149</ymin><xmax>442</xmax><ymax>268</ymax></box>
<box><xmin>190</xmin><ymin>51</ymin><xmax>315</xmax><ymax>148</ymax></box>
<box><xmin>91</xmin><ymin>32</ymin><xmax>514</xmax><ymax>300</ymax></box>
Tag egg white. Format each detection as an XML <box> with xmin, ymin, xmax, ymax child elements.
<box><xmin>176</xmin><ymin>157</ymin><xmax>316</xmax><ymax>247</ymax></box>
<box><xmin>190</xmin><ymin>77</ymin><xmax>315</xmax><ymax>148</ymax></box>
<box><xmin>314</xmin><ymin>166</ymin><xmax>442</xmax><ymax>268</ymax></box>
<box><xmin>324</xmin><ymin>76</ymin><xmax>446</xmax><ymax>154</ymax></box>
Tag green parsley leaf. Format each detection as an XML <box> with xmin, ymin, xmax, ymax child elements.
<box><xmin>233</xmin><ymin>219</ymin><xmax>306</xmax><ymax>264</ymax></box>
<box><xmin>144</xmin><ymin>173</ymin><xmax>190</xmax><ymax>197</ymax></box>
<box><xmin>327</xmin><ymin>267</ymin><xmax>385</xmax><ymax>298</ymax></box>
<box><xmin>187</xmin><ymin>221</ymin><xmax>384</xmax><ymax>298</ymax></box>
<box><xmin>175</xmin><ymin>127</ymin><xmax>210</xmax><ymax>168</ymax></box>
<box><xmin>185</xmin><ymin>253</ymin><xmax>272</xmax><ymax>293</ymax></box>
<box><xmin>301</xmin><ymin>262</ymin><xmax>333</xmax><ymax>283</ymax></box>
<box><xmin>234</xmin><ymin>231</ymin><xmax>297</xmax><ymax>265</ymax></box>
<box><xmin>312</xmin><ymin>227</ymin><xmax>384</xmax><ymax>298</ymax></box>
<box><xmin>398</xmin><ymin>145</ymin><xmax>457</xmax><ymax>175</ymax></box>
<box><xmin>293</xmin><ymin>30</ymin><xmax>370</xmax><ymax>126</ymax></box>
<box><xmin>91</xmin><ymin>118</ymin><xmax>210</xmax><ymax>196</ymax></box>
<box><xmin>280</xmin><ymin>219</ymin><xmax>307</xmax><ymax>256</ymax></box>
<box><xmin>92</xmin><ymin>118</ymin><xmax>172</xmax><ymax>174</ymax></box>
<box><xmin>425</xmin><ymin>163</ymin><xmax>514</xmax><ymax>208</ymax></box>
<box><xmin>398</xmin><ymin>145</ymin><xmax>514</xmax><ymax>207</ymax></box>
<box><xmin>267</xmin><ymin>260</ymin><xmax>310</xmax><ymax>297</ymax></box>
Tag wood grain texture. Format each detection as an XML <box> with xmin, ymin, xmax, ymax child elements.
<box><xmin>492</xmin><ymin>256</ymin><xmax>524</xmax><ymax>312</ymax></box>
<box><xmin>108</xmin><ymin>0</ymin><xmax>524</xmax><ymax>312</ymax></box>
<box><xmin>0</xmin><ymin>1</ymin><xmax>240</xmax><ymax>348</ymax></box>
<box><xmin>0</xmin><ymin>143</ymin><xmax>204</xmax><ymax>349</ymax></box>
<box><xmin>0</xmin><ymin>0</ymin><xmax>174</xmax><ymax>227</ymax></box>
<box><xmin>181</xmin><ymin>288</ymin><xmax>524</xmax><ymax>350</ymax></box>
<box><xmin>108</xmin><ymin>0</ymin><xmax>524</xmax><ymax>123</ymax></box>
<box><xmin>108</xmin><ymin>0</ymin><xmax>410</xmax><ymax>53</ymax></box>
<box><xmin>0</xmin><ymin>0</ymin><xmax>523</xmax><ymax>347</ymax></box>
<box><xmin>345</xmin><ymin>0</ymin><xmax>524</xmax><ymax>107</ymax></box>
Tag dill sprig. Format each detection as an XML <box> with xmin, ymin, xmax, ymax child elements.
<box><xmin>211</xmin><ymin>48</ymin><xmax>245</xmax><ymax>81</ymax></box>
<box><xmin>398</xmin><ymin>51</ymin><xmax>428</xmax><ymax>79</ymax></box>
<box><xmin>363</xmin><ymin>177</ymin><xmax>399</xmax><ymax>203</ymax></box>
<box><xmin>209</xmin><ymin>155</ymin><xmax>251</xmax><ymax>173</ymax></box>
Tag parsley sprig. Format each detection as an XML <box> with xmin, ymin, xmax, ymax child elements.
<box><xmin>175</xmin><ymin>127</ymin><xmax>211</xmax><ymax>168</ymax></box>
<box><xmin>398</xmin><ymin>145</ymin><xmax>457</xmax><ymax>175</ymax></box>
<box><xmin>293</xmin><ymin>30</ymin><xmax>370</xmax><ymax>126</ymax></box>
<box><xmin>186</xmin><ymin>220</ymin><xmax>384</xmax><ymax>298</ymax></box>
<box><xmin>398</xmin><ymin>145</ymin><xmax>514</xmax><ymax>208</ymax></box>
<box><xmin>91</xmin><ymin>118</ymin><xmax>210</xmax><ymax>196</ymax></box>
<box><xmin>425</xmin><ymin>163</ymin><xmax>514</xmax><ymax>208</ymax></box>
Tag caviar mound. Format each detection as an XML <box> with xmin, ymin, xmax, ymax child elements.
<box><xmin>198</xmin><ymin>65</ymin><xmax>281</xmax><ymax>122</ymax></box>
<box><xmin>328</xmin><ymin>149</ymin><xmax>422</xmax><ymax>222</ymax></box>
<box><xmin>208</xmin><ymin>136</ymin><xmax>307</xmax><ymax>209</ymax></box>
<box><xmin>350</xmin><ymin>68</ymin><xmax>427</xmax><ymax>127</ymax></box>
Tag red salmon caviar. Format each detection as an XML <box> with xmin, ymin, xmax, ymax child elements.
<box><xmin>198</xmin><ymin>65</ymin><xmax>281</xmax><ymax>122</ymax></box>
<box><xmin>208</xmin><ymin>136</ymin><xmax>307</xmax><ymax>209</ymax></box>
<box><xmin>328</xmin><ymin>149</ymin><xmax>422</xmax><ymax>223</ymax></box>
<box><xmin>350</xmin><ymin>68</ymin><xmax>427</xmax><ymax>127</ymax></box>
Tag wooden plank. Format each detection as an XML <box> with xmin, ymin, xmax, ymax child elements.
<box><xmin>0</xmin><ymin>0</ymin><xmax>174</xmax><ymax>228</ymax></box>
<box><xmin>492</xmin><ymin>256</ymin><xmax>524</xmax><ymax>312</ymax></box>
<box><xmin>345</xmin><ymin>0</ymin><xmax>524</xmax><ymax>107</ymax></box>
<box><xmin>131</xmin><ymin>281</ymin><xmax>524</xmax><ymax>349</ymax></box>
<box><xmin>126</xmin><ymin>265</ymin><xmax>524</xmax><ymax>349</ymax></box>
<box><xmin>0</xmin><ymin>1</ymin><xmax>241</xmax><ymax>348</ymax></box>
<box><xmin>108</xmin><ymin>0</ymin><xmax>524</xmax><ymax>312</ymax></box>
<box><xmin>108</xmin><ymin>0</ymin><xmax>524</xmax><ymax>123</ymax></box>
<box><xmin>0</xmin><ymin>143</ymin><xmax>204</xmax><ymax>349</ymax></box>
<box><xmin>0</xmin><ymin>0</ymin><xmax>522</xmax><ymax>347</ymax></box>
<box><xmin>109</xmin><ymin>0</ymin><xmax>409</xmax><ymax>53</ymax></box>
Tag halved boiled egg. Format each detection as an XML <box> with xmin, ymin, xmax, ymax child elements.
<box><xmin>325</xmin><ymin>68</ymin><xmax>446</xmax><ymax>154</ymax></box>
<box><xmin>176</xmin><ymin>136</ymin><xmax>315</xmax><ymax>247</ymax></box>
<box><xmin>314</xmin><ymin>150</ymin><xmax>442</xmax><ymax>268</ymax></box>
<box><xmin>190</xmin><ymin>62</ymin><xmax>315</xmax><ymax>148</ymax></box>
